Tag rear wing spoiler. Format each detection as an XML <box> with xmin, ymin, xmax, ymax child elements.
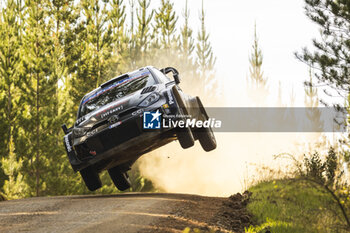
<box><xmin>61</xmin><ymin>124</ymin><xmax>73</xmax><ymax>135</ymax></box>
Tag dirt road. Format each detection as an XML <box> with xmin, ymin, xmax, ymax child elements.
<box><xmin>0</xmin><ymin>192</ymin><xmax>251</xmax><ymax>233</ymax></box>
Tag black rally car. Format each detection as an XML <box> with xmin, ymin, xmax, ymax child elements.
<box><xmin>62</xmin><ymin>66</ymin><xmax>216</xmax><ymax>191</ymax></box>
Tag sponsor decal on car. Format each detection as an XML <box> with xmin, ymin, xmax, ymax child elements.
<box><xmin>86</xmin><ymin>128</ymin><xmax>98</xmax><ymax>137</ymax></box>
<box><xmin>109</xmin><ymin>121</ymin><xmax>122</xmax><ymax>129</ymax></box>
<box><xmin>166</xmin><ymin>90</ymin><xmax>175</xmax><ymax>105</ymax></box>
<box><xmin>64</xmin><ymin>135</ymin><xmax>72</xmax><ymax>152</ymax></box>
<box><xmin>98</xmin><ymin>102</ymin><xmax>125</xmax><ymax>119</ymax></box>
<box><xmin>132</xmin><ymin>108</ymin><xmax>144</xmax><ymax>116</ymax></box>
<box><xmin>76</xmin><ymin>116</ymin><xmax>86</xmax><ymax>125</ymax></box>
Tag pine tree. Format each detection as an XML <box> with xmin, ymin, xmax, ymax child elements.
<box><xmin>0</xmin><ymin>0</ymin><xmax>218</xmax><ymax>198</ymax></box>
<box><xmin>149</xmin><ymin>0</ymin><xmax>178</xmax><ymax>68</ymax></box>
<box><xmin>195</xmin><ymin>0</ymin><xmax>216</xmax><ymax>101</ymax></box>
<box><xmin>155</xmin><ymin>0</ymin><xmax>178</xmax><ymax>49</ymax></box>
<box><xmin>297</xmin><ymin>0</ymin><xmax>350</xmax><ymax>93</ymax></box>
<box><xmin>179</xmin><ymin>0</ymin><xmax>195</xmax><ymax>64</ymax></box>
<box><xmin>304</xmin><ymin>69</ymin><xmax>323</xmax><ymax>133</ymax></box>
<box><xmin>43</xmin><ymin>0</ymin><xmax>87</xmax><ymax>195</ymax></box>
<box><xmin>135</xmin><ymin>0</ymin><xmax>153</xmax><ymax>65</ymax></box>
<box><xmin>247</xmin><ymin>23</ymin><xmax>268</xmax><ymax>106</ymax></box>
<box><xmin>1</xmin><ymin>137</ymin><xmax>29</xmax><ymax>199</ymax></box>
<box><xmin>82</xmin><ymin>0</ymin><xmax>114</xmax><ymax>87</ymax></box>
<box><xmin>70</xmin><ymin>0</ymin><xmax>115</xmax><ymax>108</ymax></box>
<box><xmin>109</xmin><ymin>0</ymin><xmax>126</xmax><ymax>52</ymax></box>
<box><xmin>21</xmin><ymin>0</ymin><xmax>56</xmax><ymax>196</ymax></box>
<box><xmin>107</xmin><ymin>0</ymin><xmax>129</xmax><ymax>76</ymax></box>
<box><xmin>175</xmin><ymin>0</ymin><xmax>198</xmax><ymax>91</ymax></box>
<box><xmin>129</xmin><ymin>0</ymin><xmax>136</xmax><ymax>34</ymax></box>
<box><xmin>196</xmin><ymin>0</ymin><xmax>215</xmax><ymax>75</ymax></box>
<box><xmin>0</xmin><ymin>0</ymin><xmax>23</xmax><ymax>191</ymax></box>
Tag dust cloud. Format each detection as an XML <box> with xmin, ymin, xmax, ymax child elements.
<box><xmin>136</xmin><ymin>67</ymin><xmax>326</xmax><ymax>197</ymax></box>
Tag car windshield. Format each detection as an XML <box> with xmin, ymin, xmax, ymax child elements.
<box><xmin>79</xmin><ymin>70</ymin><xmax>156</xmax><ymax>117</ymax></box>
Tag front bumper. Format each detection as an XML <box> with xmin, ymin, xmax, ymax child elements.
<box><xmin>70</xmin><ymin>105</ymin><xmax>177</xmax><ymax>171</ymax></box>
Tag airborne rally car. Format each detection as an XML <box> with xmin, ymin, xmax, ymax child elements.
<box><xmin>62</xmin><ymin>66</ymin><xmax>217</xmax><ymax>191</ymax></box>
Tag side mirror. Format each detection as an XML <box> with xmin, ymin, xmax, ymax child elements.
<box><xmin>160</xmin><ymin>67</ymin><xmax>181</xmax><ymax>84</ymax></box>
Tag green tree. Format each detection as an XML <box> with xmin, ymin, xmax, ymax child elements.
<box><xmin>0</xmin><ymin>0</ymin><xmax>217</xmax><ymax>198</ymax></box>
<box><xmin>107</xmin><ymin>0</ymin><xmax>129</xmax><ymax>76</ymax></box>
<box><xmin>20</xmin><ymin>0</ymin><xmax>57</xmax><ymax>196</ymax></box>
<box><xmin>150</xmin><ymin>0</ymin><xmax>178</xmax><ymax>68</ymax></box>
<box><xmin>247</xmin><ymin>23</ymin><xmax>268</xmax><ymax>106</ymax></box>
<box><xmin>195</xmin><ymin>0</ymin><xmax>216</xmax><ymax>101</ymax></box>
<box><xmin>301</xmin><ymin>148</ymin><xmax>350</xmax><ymax>229</ymax></box>
<box><xmin>134</xmin><ymin>0</ymin><xmax>153</xmax><ymax>66</ymax></box>
<box><xmin>304</xmin><ymin>69</ymin><xmax>323</xmax><ymax>133</ymax></box>
<box><xmin>81</xmin><ymin>0</ymin><xmax>115</xmax><ymax>87</ymax></box>
<box><xmin>155</xmin><ymin>0</ymin><xmax>178</xmax><ymax>49</ymax></box>
<box><xmin>297</xmin><ymin>0</ymin><xmax>350</xmax><ymax>94</ymax></box>
<box><xmin>178</xmin><ymin>0</ymin><xmax>196</xmax><ymax>78</ymax></box>
<box><xmin>196</xmin><ymin>0</ymin><xmax>215</xmax><ymax>73</ymax></box>
<box><xmin>0</xmin><ymin>0</ymin><xmax>23</xmax><ymax>192</ymax></box>
<box><xmin>1</xmin><ymin>137</ymin><xmax>29</xmax><ymax>199</ymax></box>
<box><xmin>70</xmin><ymin>0</ymin><xmax>115</xmax><ymax>108</ymax></box>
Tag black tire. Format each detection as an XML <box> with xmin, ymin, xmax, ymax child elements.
<box><xmin>177</xmin><ymin>127</ymin><xmax>195</xmax><ymax>149</ymax></box>
<box><xmin>108</xmin><ymin>167</ymin><xmax>131</xmax><ymax>191</ymax></box>
<box><xmin>197</xmin><ymin>126</ymin><xmax>217</xmax><ymax>152</ymax></box>
<box><xmin>79</xmin><ymin>167</ymin><xmax>102</xmax><ymax>191</ymax></box>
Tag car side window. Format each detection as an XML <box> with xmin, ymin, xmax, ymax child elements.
<box><xmin>152</xmin><ymin>68</ymin><xmax>171</xmax><ymax>83</ymax></box>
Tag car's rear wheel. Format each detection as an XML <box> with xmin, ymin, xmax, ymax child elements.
<box><xmin>79</xmin><ymin>167</ymin><xmax>102</xmax><ymax>191</ymax></box>
<box><xmin>108</xmin><ymin>166</ymin><xmax>131</xmax><ymax>191</ymax></box>
<box><xmin>197</xmin><ymin>126</ymin><xmax>217</xmax><ymax>152</ymax></box>
<box><xmin>177</xmin><ymin>127</ymin><xmax>195</xmax><ymax>149</ymax></box>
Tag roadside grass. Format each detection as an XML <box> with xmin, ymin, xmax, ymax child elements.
<box><xmin>246</xmin><ymin>179</ymin><xmax>349</xmax><ymax>233</ymax></box>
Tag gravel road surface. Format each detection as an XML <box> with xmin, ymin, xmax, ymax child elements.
<box><xmin>0</xmin><ymin>193</ymin><xmax>246</xmax><ymax>233</ymax></box>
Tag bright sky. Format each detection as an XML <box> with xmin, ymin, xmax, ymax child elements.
<box><xmin>151</xmin><ymin>0</ymin><xmax>329</xmax><ymax>106</ymax></box>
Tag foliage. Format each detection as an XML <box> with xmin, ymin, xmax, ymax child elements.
<box><xmin>194</xmin><ymin>0</ymin><xmax>216</xmax><ymax>102</ymax></box>
<box><xmin>304</xmin><ymin>69</ymin><xmax>324</xmax><ymax>133</ymax></box>
<box><xmin>182</xmin><ymin>228</ymin><xmax>216</xmax><ymax>233</ymax></box>
<box><xmin>155</xmin><ymin>0</ymin><xmax>178</xmax><ymax>49</ymax></box>
<box><xmin>0</xmin><ymin>0</ymin><xmax>217</xmax><ymax>198</ymax></box>
<box><xmin>1</xmin><ymin>137</ymin><xmax>29</xmax><ymax>199</ymax></box>
<box><xmin>296</xmin><ymin>0</ymin><xmax>350</xmax><ymax>96</ymax></box>
<box><xmin>247</xmin><ymin>23</ymin><xmax>268</xmax><ymax>106</ymax></box>
<box><xmin>247</xmin><ymin>179</ymin><xmax>349</xmax><ymax>233</ymax></box>
<box><xmin>300</xmin><ymin>148</ymin><xmax>350</xmax><ymax>229</ymax></box>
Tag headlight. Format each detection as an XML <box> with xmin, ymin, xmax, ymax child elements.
<box><xmin>139</xmin><ymin>92</ymin><xmax>160</xmax><ymax>107</ymax></box>
<box><xmin>73</xmin><ymin>127</ymin><xmax>89</xmax><ymax>137</ymax></box>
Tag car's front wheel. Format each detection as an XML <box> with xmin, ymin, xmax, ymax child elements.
<box><xmin>108</xmin><ymin>166</ymin><xmax>131</xmax><ymax>191</ymax></box>
<box><xmin>79</xmin><ymin>166</ymin><xmax>102</xmax><ymax>191</ymax></box>
<box><xmin>197</xmin><ymin>126</ymin><xmax>217</xmax><ymax>152</ymax></box>
<box><xmin>177</xmin><ymin>127</ymin><xmax>195</xmax><ymax>149</ymax></box>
